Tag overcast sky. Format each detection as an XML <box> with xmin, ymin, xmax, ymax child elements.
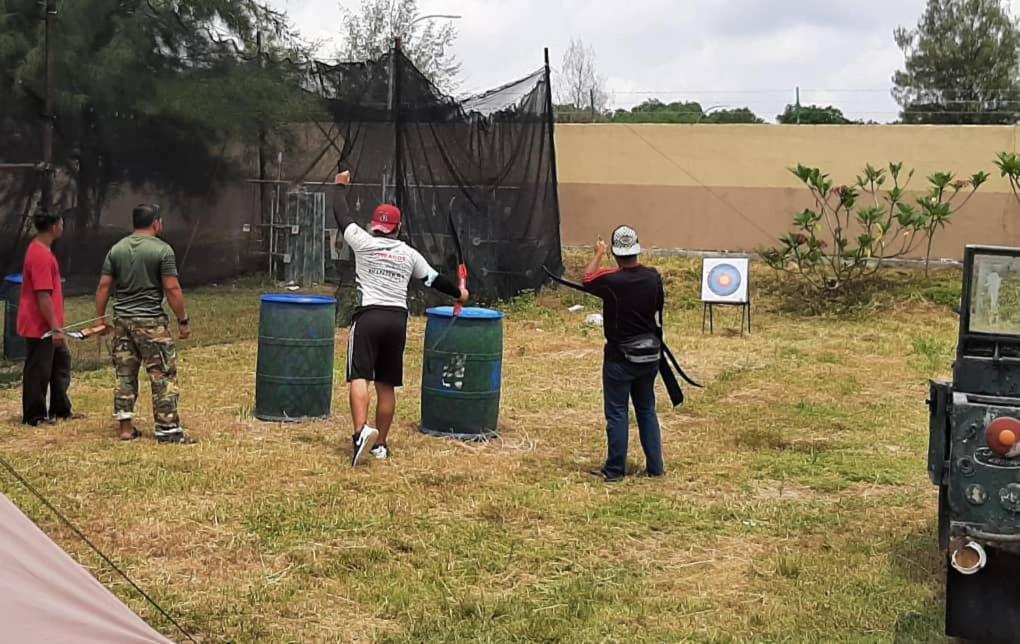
<box><xmin>268</xmin><ymin>0</ymin><xmax>1020</xmax><ymax>123</ymax></box>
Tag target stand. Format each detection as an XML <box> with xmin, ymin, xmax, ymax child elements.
<box><xmin>702</xmin><ymin>301</ymin><xmax>751</xmax><ymax>335</ymax></box>
<box><xmin>700</xmin><ymin>257</ymin><xmax>751</xmax><ymax>336</ymax></box>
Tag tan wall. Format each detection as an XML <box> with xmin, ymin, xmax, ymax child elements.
<box><xmin>555</xmin><ymin>124</ymin><xmax>1020</xmax><ymax>260</ymax></box>
<box><xmin>88</xmin><ymin>123</ymin><xmax>1020</xmax><ymax>270</ymax></box>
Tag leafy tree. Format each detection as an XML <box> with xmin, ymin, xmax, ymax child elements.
<box><xmin>893</xmin><ymin>0</ymin><xmax>1020</xmax><ymax>124</ymax></box>
<box><xmin>339</xmin><ymin>0</ymin><xmax>461</xmax><ymax>93</ymax></box>
<box><xmin>556</xmin><ymin>38</ymin><xmax>609</xmax><ymax>119</ymax></box>
<box><xmin>777</xmin><ymin>104</ymin><xmax>857</xmax><ymax>124</ymax></box>
<box><xmin>610</xmin><ymin>99</ymin><xmax>701</xmax><ymax>123</ymax></box>
<box><xmin>761</xmin><ymin>163</ymin><xmax>988</xmax><ymax>300</ymax></box>
<box><xmin>702</xmin><ymin>108</ymin><xmax>764</xmax><ymax>124</ymax></box>
<box><xmin>1</xmin><ymin>0</ymin><xmax>317</xmax><ymax>230</ymax></box>
<box><xmin>0</xmin><ymin>0</ymin><xmax>46</xmax><ymax>162</ymax></box>
<box><xmin>608</xmin><ymin>99</ymin><xmax>762</xmax><ymax>124</ymax></box>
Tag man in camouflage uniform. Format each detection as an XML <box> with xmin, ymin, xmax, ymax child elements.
<box><xmin>95</xmin><ymin>204</ymin><xmax>195</xmax><ymax>444</ymax></box>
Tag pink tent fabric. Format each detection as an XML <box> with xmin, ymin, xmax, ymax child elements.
<box><xmin>0</xmin><ymin>494</ymin><xmax>174</xmax><ymax>643</ymax></box>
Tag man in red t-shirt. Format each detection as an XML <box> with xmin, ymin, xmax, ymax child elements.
<box><xmin>18</xmin><ymin>211</ymin><xmax>74</xmax><ymax>426</ymax></box>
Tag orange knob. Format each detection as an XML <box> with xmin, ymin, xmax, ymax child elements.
<box><xmin>986</xmin><ymin>417</ymin><xmax>1020</xmax><ymax>456</ymax></box>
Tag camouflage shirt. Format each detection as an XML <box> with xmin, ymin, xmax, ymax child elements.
<box><xmin>102</xmin><ymin>234</ymin><xmax>178</xmax><ymax>319</ymax></box>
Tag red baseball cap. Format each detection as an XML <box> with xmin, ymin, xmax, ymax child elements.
<box><xmin>370</xmin><ymin>204</ymin><xmax>401</xmax><ymax>234</ymax></box>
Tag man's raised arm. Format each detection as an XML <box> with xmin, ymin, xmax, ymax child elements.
<box><xmin>331</xmin><ymin>171</ymin><xmax>357</xmax><ymax>233</ymax></box>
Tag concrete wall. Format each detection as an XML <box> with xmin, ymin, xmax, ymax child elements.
<box><xmin>554</xmin><ymin>124</ymin><xmax>1020</xmax><ymax>260</ymax></box>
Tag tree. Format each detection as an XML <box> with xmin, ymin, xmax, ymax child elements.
<box><xmin>777</xmin><ymin>104</ymin><xmax>857</xmax><ymax>124</ymax></box>
<box><xmin>339</xmin><ymin>0</ymin><xmax>461</xmax><ymax>94</ymax></box>
<box><xmin>610</xmin><ymin>99</ymin><xmax>701</xmax><ymax>123</ymax></box>
<box><xmin>893</xmin><ymin>0</ymin><xmax>1020</xmax><ymax>124</ymax></box>
<box><xmin>702</xmin><ymin>108</ymin><xmax>764</xmax><ymax>124</ymax></box>
<box><xmin>556</xmin><ymin>38</ymin><xmax>609</xmax><ymax>119</ymax></box>
<box><xmin>608</xmin><ymin>99</ymin><xmax>762</xmax><ymax>124</ymax></box>
<box><xmin>1</xmin><ymin>0</ymin><xmax>317</xmax><ymax>231</ymax></box>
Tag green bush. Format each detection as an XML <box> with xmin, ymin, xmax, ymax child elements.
<box><xmin>762</xmin><ymin>162</ymin><xmax>987</xmax><ymax>301</ymax></box>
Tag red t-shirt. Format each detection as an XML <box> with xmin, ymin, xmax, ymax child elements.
<box><xmin>17</xmin><ymin>241</ymin><xmax>65</xmax><ymax>339</ymax></box>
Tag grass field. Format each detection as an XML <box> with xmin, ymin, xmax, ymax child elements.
<box><xmin>0</xmin><ymin>255</ymin><xmax>962</xmax><ymax>643</ymax></box>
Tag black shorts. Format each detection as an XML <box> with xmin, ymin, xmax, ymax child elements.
<box><xmin>346</xmin><ymin>307</ymin><xmax>408</xmax><ymax>386</ymax></box>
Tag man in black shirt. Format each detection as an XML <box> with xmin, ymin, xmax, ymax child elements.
<box><xmin>581</xmin><ymin>225</ymin><xmax>665</xmax><ymax>482</ymax></box>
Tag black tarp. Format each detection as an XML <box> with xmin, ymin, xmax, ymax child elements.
<box><xmin>309</xmin><ymin>49</ymin><xmax>563</xmax><ymax>303</ymax></box>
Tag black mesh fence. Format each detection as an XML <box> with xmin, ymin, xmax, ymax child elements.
<box><xmin>310</xmin><ymin>49</ymin><xmax>563</xmax><ymax>308</ymax></box>
<box><xmin>1</xmin><ymin>7</ymin><xmax>562</xmax><ymax>304</ymax></box>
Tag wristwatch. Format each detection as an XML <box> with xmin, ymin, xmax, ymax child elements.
<box><xmin>178</xmin><ymin>316</ymin><xmax>190</xmax><ymax>326</ymax></box>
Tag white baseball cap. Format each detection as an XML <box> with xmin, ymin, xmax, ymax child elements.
<box><xmin>611</xmin><ymin>225</ymin><xmax>641</xmax><ymax>257</ymax></box>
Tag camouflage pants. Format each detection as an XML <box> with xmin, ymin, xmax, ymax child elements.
<box><xmin>112</xmin><ymin>317</ymin><xmax>182</xmax><ymax>436</ymax></box>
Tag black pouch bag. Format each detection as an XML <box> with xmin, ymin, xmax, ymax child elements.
<box><xmin>617</xmin><ymin>333</ymin><xmax>662</xmax><ymax>365</ymax></box>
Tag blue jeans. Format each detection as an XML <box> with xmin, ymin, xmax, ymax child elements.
<box><xmin>602</xmin><ymin>359</ymin><xmax>664</xmax><ymax>478</ymax></box>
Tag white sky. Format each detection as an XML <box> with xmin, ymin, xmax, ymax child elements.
<box><xmin>268</xmin><ymin>0</ymin><xmax>1020</xmax><ymax>123</ymax></box>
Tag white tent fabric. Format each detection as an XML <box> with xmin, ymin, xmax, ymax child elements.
<box><xmin>0</xmin><ymin>494</ymin><xmax>174</xmax><ymax>643</ymax></box>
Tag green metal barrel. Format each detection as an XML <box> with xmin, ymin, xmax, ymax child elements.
<box><xmin>255</xmin><ymin>295</ymin><xmax>336</xmax><ymax>422</ymax></box>
<box><xmin>421</xmin><ymin>307</ymin><xmax>504</xmax><ymax>441</ymax></box>
<box><xmin>3</xmin><ymin>275</ymin><xmax>26</xmax><ymax>361</ymax></box>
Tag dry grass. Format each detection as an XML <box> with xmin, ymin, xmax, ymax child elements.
<box><xmin>0</xmin><ymin>256</ymin><xmax>961</xmax><ymax>643</ymax></box>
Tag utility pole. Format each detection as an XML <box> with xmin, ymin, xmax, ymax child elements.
<box><xmin>41</xmin><ymin>0</ymin><xmax>57</xmax><ymax>211</ymax></box>
<box><xmin>590</xmin><ymin>88</ymin><xmax>596</xmax><ymax>122</ymax></box>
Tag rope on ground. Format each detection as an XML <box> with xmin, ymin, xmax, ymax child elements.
<box><xmin>443</xmin><ymin>428</ymin><xmax>535</xmax><ymax>453</ymax></box>
<box><xmin>495</xmin><ymin>428</ymin><xmax>536</xmax><ymax>453</ymax></box>
<box><xmin>0</xmin><ymin>456</ymin><xmax>198</xmax><ymax>643</ymax></box>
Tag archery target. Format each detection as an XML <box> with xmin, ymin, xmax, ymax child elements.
<box><xmin>701</xmin><ymin>258</ymin><xmax>750</xmax><ymax>304</ymax></box>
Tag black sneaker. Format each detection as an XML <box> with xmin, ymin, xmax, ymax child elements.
<box><xmin>588</xmin><ymin>468</ymin><xmax>624</xmax><ymax>483</ymax></box>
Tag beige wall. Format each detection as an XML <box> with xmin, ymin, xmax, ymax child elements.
<box><xmin>555</xmin><ymin>124</ymin><xmax>1020</xmax><ymax>260</ymax></box>
<box><xmin>97</xmin><ymin>123</ymin><xmax>1020</xmax><ymax>268</ymax></box>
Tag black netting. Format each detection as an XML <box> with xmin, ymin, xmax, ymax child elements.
<box><xmin>311</xmin><ymin>50</ymin><xmax>562</xmax><ymax>304</ymax></box>
<box><xmin>2</xmin><ymin>7</ymin><xmax>561</xmax><ymax>303</ymax></box>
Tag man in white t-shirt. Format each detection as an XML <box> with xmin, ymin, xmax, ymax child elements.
<box><xmin>332</xmin><ymin>171</ymin><xmax>468</xmax><ymax>465</ymax></box>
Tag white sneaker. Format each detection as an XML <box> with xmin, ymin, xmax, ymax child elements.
<box><xmin>370</xmin><ymin>444</ymin><xmax>389</xmax><ymax>460</ymax></box>
<box><xmin>351</xmin><ymin>426</ymin><xmax>379</xmax><ymax>466</ymax></box>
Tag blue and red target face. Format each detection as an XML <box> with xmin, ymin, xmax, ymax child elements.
<box><xmin>707</xmin><ymin>264</ymin><xmax>742</xmax><ymax>297</ymax></box>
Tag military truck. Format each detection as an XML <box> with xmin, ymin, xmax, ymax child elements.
<box><xmin>929</xmin><ymin>245</ymin><xmax>1020</xmax><ymax>642</ymax></box>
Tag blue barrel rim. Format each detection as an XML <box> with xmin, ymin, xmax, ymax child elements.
<box><xmin>4</xmin><ymin>274</ymin><xmax>23</xmax><ymax>285</ymax></box>
<box><xmin>261</xmin><ymin>294</ymin><xmax>336</xmax><ymax>305</ymax></box>
<box><xmin>426</xmin><ymin>306</ymin><xmax>504</xmax><ymax>320</ymax></box>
